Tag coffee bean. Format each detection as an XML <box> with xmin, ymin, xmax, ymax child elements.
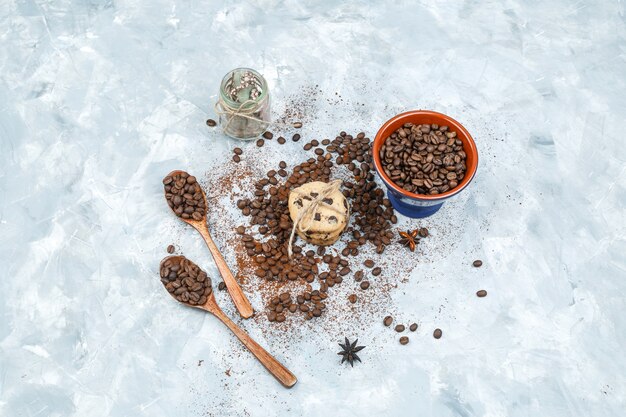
<box><xmin>476</xmin><ymin>289</ymin><xmax>487</xmax><ymax>297</ymax></box>
<box><xmin>256</xmin><ymin>139</ymin><xmax>265</xmax><ymax>147</ymax></box>
<box><xmin>279</xmin><ymin>161</ymin><xmax>287</xmax><ymax>169</ymax></box>
<box><xmin>384</xmin><ymin>316</ymin><xmax>393</xmax><ymax>326</ymax></box>
<box><xmin>364</xmin><ymin>259</ymin><xmax>374</xmax><ymax>268</ymax></box>
<box><xmin>218</xmin><ymin>282</ymin><xmax>226</xmax><ymax>291</ymax></box>
<box><xmin>262</xmin><ymin>131</ymin><xmax>273</xmax><ymax>139</ymax></box>
<box><xmin>293</xmin><ymin>122</ymin><xmax>302</xmax><ymax>128</ymax></box>
<box><xmin>277</xmin><ymin>136</ymin><xmax>286</xmax><ymax>144</ymax></box>
<box><xmin>372</xmin><ymin>267</ymin><xmax>381</xmax><ymax>276</ymax></box>
<box><xmin>348</xmin><ymin>294</ymin><xmax>357</xmax><ymax>304</ymax></box>
<box><xmin>409</xmin><ymin>323</ymin><xmax>418</xmax><ymax>331</ymax></box>
<box><xmin>418</xmin><ymin>228</ymin><xmax>428</xmax><ymax>238</ymax></box>
<box><xmin>206</xmin><ymin>119</ymin><xmax>216</xmax><ymax>127</ymax></box>
<box><xmin>360</xmin><ymin>281</ymin><xmax>370</xmax><ymax>290</ymax></box>
<box><xmin>473</xmin><ymin>259</ymin><xmax>483</xmax><ymax>267</ymax></box>
<box><xmin>233</xmin><ymin>155</ymin><xmax>241</xmax><ymax>163</ymax></box>
<box><xmin>399</xmin><ymin>336</ymin><xmax>409</xmax><ymax>345</ymax></box>
<box><xmin>292</xmin><ymin>134</ymin><xmax>301</xmax><ymax>142</ymax></box>
<box><xmin>303</xmin><ymin>143</ymin><xmax>312</xmax><ymax>151</ymax></box>
<box><xmin>395</xmin><ymin>324</ymin><xmax>405</xmax><ymax>332</ymax></box>
<box><xmin>167</xmin><ymin>245</ymin><xmax>175</xmax><ymax>254</ymax></box>
<box><xmin>433</xmin><ymin>328</ymin><xmax>442</xmax><ymax>339</ymax></box>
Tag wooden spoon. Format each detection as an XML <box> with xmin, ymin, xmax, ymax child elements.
<box><xmin>160</xmin><ymin>256</ymin><xmax>297</xmax><ymax>388</ymax></box>
<box><xmin>165</xmin><ymin>170</ymin><xmax>254</xmax><ymax>319</ymax></box>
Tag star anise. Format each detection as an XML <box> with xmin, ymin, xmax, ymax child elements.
<box><xmin>337</xmin><ymin>337</ymin><xmax>365</xmax><ymax>366</ymax></box>
<box><xmin>398</xmin><ymin>229</ymin><xmax>419</xmax><ymax>252</ymax></box>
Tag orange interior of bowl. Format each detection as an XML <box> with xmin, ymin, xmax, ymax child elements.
<box><xmin>373</xmin><ymin>110</ymin><xmax>478</xmax><ymax>200</ymax></box>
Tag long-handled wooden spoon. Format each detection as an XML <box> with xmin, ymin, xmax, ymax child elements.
<box><xmin>160</xmin><ymin>256</ymin><xmax>297</xmax><ymax>388</ymax></box>
<box><xmin>164</xmin><ymin>170</ymin><xmax>254</xmax><ymax>318</ymax></box>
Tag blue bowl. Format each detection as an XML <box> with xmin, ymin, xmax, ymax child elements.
<box><xmin>372</xmin><ymin>110</ymin><xmax>479</xmax><ymax>218</ymax></box>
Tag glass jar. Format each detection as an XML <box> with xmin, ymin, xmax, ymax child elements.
<box><xmin>217</xmin><ymin>68</ymin><xmax>271</xmax><ymax>140</ymax></box>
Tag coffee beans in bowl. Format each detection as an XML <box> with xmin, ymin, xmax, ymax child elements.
<box><xmin>160</xmin><ymin>256</ymin><xmax>212</xmax><ymax>306</ymax></box>
<box><xmin>373</xmin><ymin>110</ymin><xmax>478</xmax><ymax>218</ymax></box>
<box><xmin>163</xmin><ymin>171</ymin><xmax>206</xmax><ymax>221</ymax></box>
<box><xmin>379</xmin><ymin>123</ymin><xmax>467</xmax><ymax>196</ymax></box>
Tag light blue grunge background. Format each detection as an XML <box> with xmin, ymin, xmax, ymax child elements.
<box><xmin>0</xmin><ymin>1</ymin><xmax>624</xmax><ymax>416</ymax></box>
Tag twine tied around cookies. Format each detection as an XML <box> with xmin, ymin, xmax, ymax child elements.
<box><xmin>287</xmin><ymin>179</ymin><xmax>347</xmax><ymax>258</ymax></box>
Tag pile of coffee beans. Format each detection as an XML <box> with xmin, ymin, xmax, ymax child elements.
<box><xmin>163</xmin><ymin>171</ymin><xmax>206</xmax><ymax>221</ymax></box>
<box><xmin>379</xmin><ymin>123</ymin><xmax>467</xmax><ymax>195</ymax></box>
<box><xmin>160</xmin><ymin>256</ymin><xmax>212</xmax><ymax>305</ymax></box>
<box><xmin>235</xmin><ymin>130</ymin><xmax>397</xmax><ymax>322</ymax></box>
<box><xmin>267</xmin><ymin>290</ymin><xmax>328</xmax><ymax>322</ymax></box>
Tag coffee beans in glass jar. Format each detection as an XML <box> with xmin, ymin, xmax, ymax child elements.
<box><xmin>163</xmin><ymin>171</ymin><xmax>206</xmax><ymax>221</ymax></box>
<box><xmin>160</xmin><ymin>256</ymin><xmax>212</xmax><ymax>306</ymax></box>
<box><xmin>379</xmin><ymin>123</ymin><xmax>467</xmax><ymax>195</ymax></box>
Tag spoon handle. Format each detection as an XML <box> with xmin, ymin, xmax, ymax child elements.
<box><xmin>193</xmin><ymin>223</ymin><xmax>254</xmax><ymax>319</ymax></box>
<box><xmin>211</xmin><ymin>307</ymin><xmax>298</xmax><ymax>388</ymax></box>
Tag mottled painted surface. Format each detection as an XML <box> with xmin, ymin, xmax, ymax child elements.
<box><xmin>0</xmin><ymin>1</ymin><xmax>625</xmax><ymax>416</ymax></box>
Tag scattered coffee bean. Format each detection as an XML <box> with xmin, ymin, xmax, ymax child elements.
<box><xmin>233</xmin><ymin>147</ymin><xmax>243</xmax><ymax>155</ymax></box>
<box><xmin>383</xmin><ymin>316</ymin><xmax>393</xmax><ymax>326</ymax></box>
<box><xmin>409</xmin><ymin>323</ymin><xmax>418</xmax><ymax>332</ymax></box>
<box><xmin>372</xmin><ymin>267</ymin><xmax>382</xmax><ymax>276</ymax></box>
<box><xmin>476</xmin><ymin>290</ymin><xmax>487</xmax><ymax>297</ymax></box>
<box><xmin>399</xmin><ymin>336</ymin><xmax>409</xmax><ymax>345</ymax></box>
<box><xmin>262</xmin><ymin>131</ymin><xmax>273</xmax><ymax>139</ymax></box>
<box><xmin>159</xmin><ymin>256</ymin><xmax>211</xmax><ymax>306</ymax></box>
<box><xmin>364</xmin><ymin>259</ymin><xmax>375</xmax><ymax>268</ymax></box>
<box><xmin>218</xmin><ymin>282</ymin><xmax>226</xmax><ymax>291</ymax></box>
<box><xmin>256</xmin><ymin>139</ymin><xmax>265</xmax><ymax>147</ymax></box>
<box><xmin>233</xmin><ymin>155</ymin><xmax>241</xmax><ymax>163</ymax></box>
<box><xmin>395</xmin><ymin>324</ymin><xmax>405</xmax><ymax>332</ymax></box>
<box><xmin>163</xmin><ymin>171</ymin><xmax>206</xmax><ymax>221</ymax></box>
<box><xmin>348</xmin><ymin>294</ymin><xmax>357</xmax><ymax>304</ymax></box>
<box><xmin>293</xmin><ymin>122</ymin><xmax>302</xmax><ymax>128</ymax></box>
<box><xmin>277</xmin><ymin>136</ymin><xmax>286</xmax><ymax>144</ymax></box>
<box><xmin>473</xmin><ymin>259</ymin><xmax>483</xmax><ymax>267</ymax></box>
<box><xmin>433</xmin><ymin>328</ymin><xmax>442</xmax><ymax>339</ymax></box>
<box><xmin>380</xmin><ymin>123</ymin><xmax>467</xmax><ymax>195</ymax></box>
<box><xmin>167</xmin><ymin>244</ymin><xmax>175</xmax><ymax>254</ymax></box>
<box><xmin>292</xmin><ymin>133</ymin><xmax>301</xmax><ymax>142</ymax></box>
<box><xmin>206</xmin><ymin>119</ymin><xmax>216</xmax><ymax>127</ymax></box>
<box><xmin>418</xmin><ymin>227</ymin><xmax>429</xmax><ymax>238</ymax></box>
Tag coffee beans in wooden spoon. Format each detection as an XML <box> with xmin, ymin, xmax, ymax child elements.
<box><xmin>160</xmin><ymin>256</ymin><xmax>212</xmax><ymax>306</ymax></box>
<box><xmin>163</xmin><ymin>171</ymin><xmax>206</xmax><ymax>221</ymax></box>
<box><xmin>380</xmin><ymin>123</ymin><xmax>467</xmax><ymax>195</ymax></box>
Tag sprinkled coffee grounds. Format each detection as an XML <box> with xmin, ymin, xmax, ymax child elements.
<box><xmin>163</xmin><ymin>171</ymin><xmax>206</xmax><ymax>221</ymax></box>
<box><xmin>159</xmin><ymin>256</ymin><xmax>212</xmax><ymax>305</ymax></box>
<box><xmin>233</xmin><ymin>131</ymin><xmax>396</xmax><ymax>322</ymax></box>
<box><xmin>206</xmin><ymin>119</ymin><xmax>217</xmax><ymax>127</ymax></box>
<box><xmin>167</xmin><ymin>244</ymin><xmax>175</xmax><ymax>254</ymax></box>
<box><xmin>380</xmin><ymin>123</ymin><xmax>467</xmax><ymax>195</ymax></box>
<box><xmin>394</xmin><ymin>324</ymin><xmax>405</xmax><ymax>332</ymax></box>
<box><xmin>476</xmin><ymin>289</ymin><xmax>487</xmax><ymax>297</ymax></box>
<box><xmin>433</xmin><ymin>328</ymin><xmax>443</xmax><ymax>339</ymax></box>
<box><xmin>409</xmin><ymin>323</ymin><xmax>418</xmax><ymax>331</ymax></box>
<box><xmin>473</xmin><ymin>259</ymin><xmax>483</xmax><ymax>267</ymax></box>
<box><xmin>399</xmin><ymin>336</ymin><xmax>409</xmax><ymax>345</ymax></box>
